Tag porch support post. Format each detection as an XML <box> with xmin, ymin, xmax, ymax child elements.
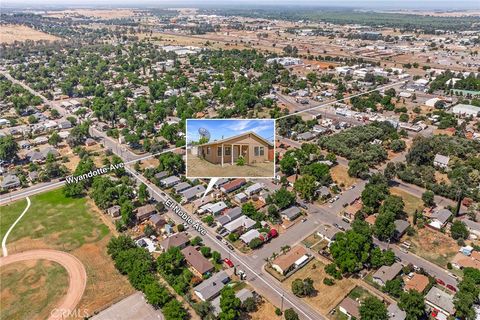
<box><xmin>221</xmin><ymin>144</ymin><xmax>224</xmax><ymax>167</ymax></box>
<box><xmin>231</xmin><ymin>144</ymin><xmax>234</xmax><ymax>165</ymax></box>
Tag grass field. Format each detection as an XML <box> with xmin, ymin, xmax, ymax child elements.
<box><xmin>0</xmin><ymin>24</ymin><xmax>61</xmax><ymax>44</ymax></box>
<box><xmin>0</xmin><ymin>259</ymin><xmax>69</xmax><ymax>320</ymax></box>
<box><xmin>1</xmin><ymin>188</ymin><xmax>109</xmax><ymax>251</ymax></box>
<box><xmin>390</xmin><ymin>187</ymin><xmax>424</xmax><ymax>220</ymax></box>
<box><xmin>283</xmin><ymin>259</ymin><xmax>355</xmax><ymax>315</ymax></box>
<box><xmin>0</xmin><ymin>189</ymin><xmax>134</xmax><ymax>316</ymax></box>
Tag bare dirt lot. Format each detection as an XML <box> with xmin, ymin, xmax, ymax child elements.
<box><xmin>0</xmin><ymin>24</ymin><xmax>61</xmax><ymax>44</ymax></box>
<box><xmin>283</xmin><ymin>259</ymin><xmax>355</xmax><ymax>315</ymax></box>
<box><xmin>187</xmin><ymin>154</ymin><xmax>274</xmax><ymax>178</ymax></box>
<box><xmin>330</xmin><ymin>164</ymin><xmax>358</xmax><ymax>189</ymax></box>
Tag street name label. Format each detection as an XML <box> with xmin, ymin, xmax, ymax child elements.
<box><xmin>65</xmin><ymin>163</ymin><xmax>125</xmax><ymax>184</ymax></box>
<box><xmin>165</xmin><ymin>198</ymin><xmax>207</xmax><ymax>235</ymax></box>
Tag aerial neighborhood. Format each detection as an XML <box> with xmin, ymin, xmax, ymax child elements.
<box><xmin>0</xmin><ymin>3</ymin><xmax>479</xmax><ymax>320</ymax></box>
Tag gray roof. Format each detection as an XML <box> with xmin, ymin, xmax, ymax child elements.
<box><xmin>161</xmin><ymin>176</ymin><xmax>181</xmax><ymax>186</ymax></box>
<box><xmin>394</xmin><ymin>220</ymin><xmax>410</xmax><ymax>235</ymax></box>
<box><xmin>317</xmin><ymin>225</ymin><xmax>341</xmax><ymax>240</ymax></box>
<box><xmin>26</xmin><ymin>151</ymin><xmax>45</xmax><ymax>161</ymax></box>
<box><xmin>373</xmin><ymin>262</ymin><xmax>402</xmax><ymax>284</ymax></box>
<box><xmin>194</xmin><ymin>271</ymin><xmax>230</xmax><ymax>301</ymax></box>
<box><xmin>174</xmin><ymin>182</ymin><xmax>191</xmax><ymax>193</ymax></box>
<box><xmin>216</xmin><ymin>215</ymin><xmax>231</xmax><ymax>226</ymax></box>
<box><xmin>387</xmin><ymin>303</ymin><xmax>406</xmax><ymax>320</ymax></box>
<box><xmin>425</xmin><ymin>287</ymin><xmax>455</xmax><ymax>315</ymax></box>
<box><xmin>1</xmin><ymin>174</ymin><xmax>20</xmax><ymax>188</ymax></box>
<box><xmin>281</xmin><ymin>206</ymin><xmax>301</xmax><ymax>220</ymax></box>
<box><xmin>41</xmin><ymin>147</ymin><xmax>60</xmax><ymax>158</ymax></box>
<box><xmin>180</xmin><ymin>185</ymin><xmax>206</xmax><ymax>200</ymax></box>
<box><xmin>245</xmin><ymin>183</ymin><xmax>263</xmax><ymax>195</ymax></box>
<box><xmin>461</xmin><ymin>218</ymin><xmax>480</xmax><ymax>232</ymax></box>
<box><xmin>154</xmin><ymin>171</ymin><xmax>169</xmax><ymax>179</ymax></box>
<box><xmin>434</xmin><ymin>154</ymin><xmax>450</xmax><ymax>166</ymax></box>
<box><xmin>432</xmin><ymin>209</ymin><xmax>452</xmax><ymax>224</ymax></box>
<box><xmin>214</xmin><ymin>178</ymin><xmax>229</xmax><ymax>187</ymax></box>
<box><xmin>225</xmin><ymin>207</ymin><xmax>242</xmax><ymax>220</ymax></box>
<box><xmin>317</xmin><ymin>186</ymin><xmax>330</xmax><ymax>197</ymax></box>
<box><xmin>236</xmin><ymin>288</ymin><xmax>254</xmax><ymax>303</ymax></box>
<box><xmin>208</xmin><ymin>201</ymin><xmax>228</xmax><ymax>214</ymax></box>
<box><xmin>240</xmin><ymin>229</ymin><xmax>260</xmax><ymax>244</ymax></box>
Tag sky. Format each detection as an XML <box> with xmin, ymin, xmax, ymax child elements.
<box><xmin>2</xmin><ymin>0</ymin><xmax>478</xmax><ymax>9</ymax></box>
<box><xmin>186</xmin><ymin>119</ymin><xmax>275</xmax><ymax>144</ymax></box>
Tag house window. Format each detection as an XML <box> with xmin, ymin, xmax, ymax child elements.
<box><xmin>254</xmin><ymin>146</ymin><xmax>264</xmax><ymax>156</ymax></box>
<box><xmin>225</xmin><ymin>146</ymin><xmax>231</xmax><ymax>156</ymax></box>
<box><xmin>206</xmin><ymin>147</ymin><xmax>210</xmax><ymax>154</ymax></box>
<box><xmin>217</xmin><ymin>146</ymin><xmax>222</xmax><ymax>157</ymax></box>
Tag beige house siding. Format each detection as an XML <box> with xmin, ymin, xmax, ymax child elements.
<box><xmin>199</xmin><ymin>133</ymin><xmax>270</xmax><ymax>165</ymax></box>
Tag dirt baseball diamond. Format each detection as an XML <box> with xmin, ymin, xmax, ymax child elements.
<box><xmin>0</xmin><ymin>249</ymin><xmax>87</xmax><ymax>320</ymax></box>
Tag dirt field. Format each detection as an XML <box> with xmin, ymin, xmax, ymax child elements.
<box><xmin>283</xmin><ymin>259</ymin><xmax>355</xmax><ymax>315</ymax></box>
<box><xmin>249</xmin><ymin>298</ymin><xmax>281</xmax><ymax>320</ymax></box>
<box><xmin>0</xmin><ymin>250</ymin><xmax>87</xmax><ymax>320</ymax></box>
<box><xmin>187</xmin><ymin>154</ymin><xmax>274</xmax><ymax>178</ymax></box>
<box><xmin>0</xmin><ymin>24</ymin><xmax>61</xmax><ymax>44</ymax></box>
<box><xmin>0</xmin><ymin>189</ymin><xmax>134</xmax><ymax>317</ymax></box>
<box><xmin>0</xmin><ymin>259</ymin><xmax>68</xmax><ymax>320</ymax></box>
<box><xmin>403</xmin><ymin>227</ymin><xmax>459</xmax><ymax>268</ymax></box>
<box><xmin>330</xmin><ymin>164</ymin><xmax>358</xmax><ymax>189</ymax></box>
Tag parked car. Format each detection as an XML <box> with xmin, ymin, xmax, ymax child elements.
<box><xmin>446</xmin><ymin>284</ymin><xmax>457</xmax><ymax>292</ymax></box>
<box><xmin>436</xmin><ymin>278</ymin><xmax>445</xmax><ymax>286</ymax></box>
<box><xmin>228</xmin><ymin>244</ymin><xmax>234</xmax><ymax>251</ymax></box>
<box><xmin>216</xmin><ymin>235</ymin><xmax>223</xmax><ymax>241</ymax></box>
<box><xmin>224</xmin><ymin>258</ymin><xmax>234</xmax><ymax>268</ymax></box>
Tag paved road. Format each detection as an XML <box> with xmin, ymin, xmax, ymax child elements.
<box><xmin>91</xmin><ymin>128</ymin><xmax>325</xmax><ymax>320</ymax></box>
<box><xmin>0</xmin><ymin>180</ymin><xmax>65</xmax><ymax>205</ymax></box>
<box><xmin>0</xmin><ymin>249</ymin><xmax>87</xmax><ymax>320</ymax></box>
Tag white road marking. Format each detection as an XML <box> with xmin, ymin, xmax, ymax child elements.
<box><xmin>2</xmin><ymin>197</ymin><xmax>31</xmax><ymax>256</ymax></box>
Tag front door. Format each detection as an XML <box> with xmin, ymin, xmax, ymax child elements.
<box><xmin>233</xmin><ymin>145</ymin><xmax>239</xmax><ymax>161</ymax></box>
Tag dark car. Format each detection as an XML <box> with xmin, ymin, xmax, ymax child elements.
<box><xmin>228</xmin><ymin>244</ymin><xmax>234</xmax><ymax>251</ymax></box>
<box><xmin>446</xmin><ymin>284</ymin><xmax>457</xmax><ymax>292</ymax></box>
<box><xmin>215</xmin><ymin>235</ymin><xmax>223</xmax><ymax>241</ymax></box>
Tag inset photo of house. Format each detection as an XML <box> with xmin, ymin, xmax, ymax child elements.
<box><xmin>186</xmin><ymin>119</ymin><xmax>275</xmax><ymax>178</ymax></box>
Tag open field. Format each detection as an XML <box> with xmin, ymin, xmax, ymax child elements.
<box><xmin>0</xmin><ymin>189</ymin><xmax>134</xmax><ymax>316</ymax></box>
<box><xmin>0</xmin><ymin>24</ymin><xmax>61</xmax><ymax>44</ymax></box>
<box><xmin>330</xmin><ymin>164</ymin><xmax>358</xmax><ymax>189</ymax></box>
<box><xmin>390</xmin><ymin>187</ymin><xmax>424</xmax><ymax>219</ymax></box>
<box><xmin>0</xmin><ymin>259</ymin><xmax>69</xmax><ymax>320</ymax></box>
<box><xmin>283</xmin><ymin>259</ymin><xmax>355</xmax><ymax>315</ymax></box>
<box><xmin>44</xmin><ymin>9</ymin><xmax>139</xmax><ymax>19</ymax></box>
<box><xmin>403</xmin><ymin>227</ymin><xmax>458</xmax><ymax>268</ymax></box>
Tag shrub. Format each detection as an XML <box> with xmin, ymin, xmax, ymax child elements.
<box><xmin>323</xmin><ymin>278</ymin><xmax>335</xmax><ymax>286</ymax></box>
<box><xmin>236</xmin><ymin>156</ymin><xmax>245</xmax><ymax>166</ymax></box>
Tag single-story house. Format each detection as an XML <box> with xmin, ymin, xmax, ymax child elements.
<box><xmin>154</xmin><ymin>171</ymin><xmax>169</xmax><ymax>180</ymax></box>
<box><xmin>194</xmin><ymin>271</ymin><xmax>230</xmax><ymax>301</ymax></box>
<box><xmin>213</xmin><ymin>178</ymin><xmax>229</xmax><ymax>188</ymax></box>
<box><xmin>58</xmin><ymin>120</ymin><xmax>72</xmax><ymax>129</ymax></box>
<box><xmin>107</xmin><ymin>205</ymin><xmax>121</xmax><ymax>218</ymax></box>
<box><xmin>316</xmin><ymin>224</ymin><xmax>341</xmax><ymax>247</ymax></box>
<box><xmin>338</xmin><ymin>297</ymin><xmax>360</xmax><ymax>319</ymax></box>
<box><xmin>149</xmin><ymin>214</ymin><xmax>166</xmax><ymax>228</ymax></box>
<box><xmin>85</xmin><ymin>138</ymin><xmax>96</xmax><ymax>146</ymax></box>
<box><xmin>394</xmin><ymin>220</ymin><xmax>410</xmax><ymax>240</ymax></box>
<box><xmin>207</xmin><ymin>201</ymin><xmax>228</xmax><ymax>216</ymax></box>
<box><xmin>220</xmin><ymin>179</ymin><xmax>246</xmax><ymax>193</ymax></box>
<box><xmin>234</xmin><ymin>192</ymin><xmax>248</xmax><ymax>203</ymax></box>
<box><xmin>433</xmin><ymin>154</ymin><xmax>450</xmax><ymax>169</ymax></box>
<box><xmin>181</xmin><ymin>246</ymin><xmax>214</xmax><ymax>276</ymax></box>
<box><xmin>271</xmin><ymin>246</ymin><xmax>309</xmax><ymax>275</ymax></box>
<box><xmin>32</xmin><ymin>136</ymin><xmax>48</xmax><ymax>145</ymax></box>
<box><xmin>174</xmin><ymin>182</ymin><xmax>191</xmax><ymax>193</ymax></box>
<box><xmin>281</xmin><ymin>206</ymin><xmax>301</xmax><ymax>221</ymax></box>
<box><xmin>425</xmin><ymin>286</ymin><xmax>455</xmax><ymax>317</ymax></box>
<box><xmin>372</xmin><ymin>262</ymin><xmax>403</xmax><ymax>286</ymax></box>
<box><xmin>224</xmin><ymin>215</ymin><xmax>256</xmax><ymax>233</ymax></box>
<box><xmin>197</xmin><ymin>131</ymin><xmax>273</xmax><ymax>166</ymax></box>
<box><xmin>387</xmin><ymin>303</ymin><xmax>406</xmax><ymax>320</ymax></box>
<box><xmin>136</xmin><ymin>204</ymin><xmax>156</xmax><ymax>222</ymax></box>
<box><xmin>28</xmin><ymin>171</ymin><xmax>39</xmax><ymax>182</ymax></box>
<box><xmin>316</xmin><ymin>186</ymin><xmax>331</xmax><ymax>199</ymax></box>
<box><xmin>160</xmin><ymin>176</ymin><xmax>181</xmax><ymax>188</ymax></box>
<box><xmin>160</xmin><ymin>232</ymin><xmax>189</xmax><ymax>251</ymax></box>
<box><xmin>1</xmin><ymin>174</ymin><xmax>20</xmax><ymax>189</ymax></box>
<box><xmin>428</xmin><ymin>208</ymin><xmax>452</xmax><ymax>230</ymax></box>
<box><xmin>459</xmin><ymin>218</ymin><xmax>480</xmax><ymax>237</ymax></box>
<box><xmin>216</xmin><ymin>207</ymin><xmax>242</xmax><ymax>226</ymax></box>
<box><xmin>404</xmin><ymin>273</ymin><xmax>429</xmax><ymax>293</ymax></box>
<box><xmin>245</xmin><ymin>183</ymin><xmax>263</xmax><ymax>196</ymax></box>
<box><xmin>180</xmin><ymin>185</ymin><xmax>206</xmax><ymax>203</ymax></box>
<box><xmin>240</xmin><ymin>229</ymin><xmax>260</xmax><ymax>244</ymax></box>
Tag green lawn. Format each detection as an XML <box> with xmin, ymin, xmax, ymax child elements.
<box><xmin>0</xmin><ymin>188</ymin><xmax>109</xmax><ymax>252</ymax></box>
<box><xmin>1</xmin><ymin>259</ymin><xmax>69</xmax><ymax>320</ymax></box>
